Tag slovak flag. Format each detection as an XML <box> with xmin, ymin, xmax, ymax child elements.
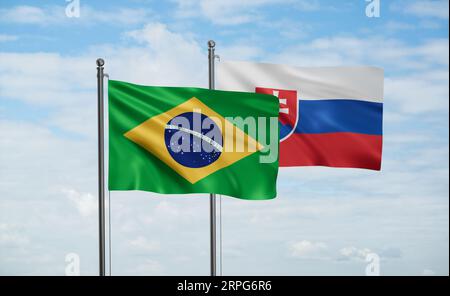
<box><xmin>217</xmin><ymin>61</ymin><xmax>383</xmax><ymax>170</ymax></box>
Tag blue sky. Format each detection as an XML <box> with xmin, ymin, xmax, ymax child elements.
<box><xmin>0</xmin><ymin>0</ymin><xmax>448</xmax><ymax>275</ymax></box>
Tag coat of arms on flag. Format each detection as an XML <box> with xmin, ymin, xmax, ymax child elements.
<box><xmin>255</xmin><ymin>87</ymin><xmax>299</xmax><ymax>142</ymax></box>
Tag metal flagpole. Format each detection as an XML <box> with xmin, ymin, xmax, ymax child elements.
<box><xmin>208</xmin><ymin>40</ymin><xmax>217</xmax><ymax>276</ymax></box>
<box><xmin>96</xmin><ymin>58</ymin><xmax>106</xmax><ymax>276</ymax></box>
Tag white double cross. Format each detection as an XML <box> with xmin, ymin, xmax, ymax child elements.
<box><xmin>273</xmin><ymin>90</ymin><xmax>289</xmax><ymax>115</ymax></box>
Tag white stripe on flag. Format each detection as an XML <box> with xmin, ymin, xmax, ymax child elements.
<box><xmin>217</xmin><ymin>61</ymin><xmax>384</xmax><ymax>103</ymax></box>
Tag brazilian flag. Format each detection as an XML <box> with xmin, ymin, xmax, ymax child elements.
<box><xmin>108</xmin><ymin>80</ymin><xmax>279</xmax><ymax>200</ymax></box>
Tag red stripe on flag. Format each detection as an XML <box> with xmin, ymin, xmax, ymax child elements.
<box><xmin>280</xmin><ymin>133</ymin><xmax>382</xmax><ymax>170</ymax></box>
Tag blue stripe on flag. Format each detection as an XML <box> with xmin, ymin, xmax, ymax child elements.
<box><xmin>294</xmin><ymin>99</ymin><xmax>383</xmax><ymax>135</ymax></box>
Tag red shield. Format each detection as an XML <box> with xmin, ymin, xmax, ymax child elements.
<box><xmin>255</xmin><ymin>87</ymin><xmax>299</xmax><ymax>141</ymax></box>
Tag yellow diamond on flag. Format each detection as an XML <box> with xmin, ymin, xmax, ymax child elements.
<box><xmin>124</xmin><ymin>97</ymin><xmax>264</xmax><ymax>184</ymax></box>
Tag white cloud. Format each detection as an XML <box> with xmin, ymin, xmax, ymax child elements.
<box><xmin>173</xmin><ymin>0</ymin><xmax>323</xmax><ymax>25</ymax></box>
<box><xmin>263</xmin><ymin>19</ymin><xmax>312</xmax><ymax>40</ymax></box>
<box><xmin>128</xmin><ymin>236</ymin><xmax>161</xmax><ymax>252</ymax></box>
<box><xmin>384</xmin><ymin>21</ymin><xmax>415</xmax><ymax>31</ymax></box>
<box><xmin>174</xmin><ymin>0</ymin><xmax>288</xmax><ymax>25</ymax></box>
<box><xmin>289</xmin><ymin>240</ymin><xmax>328</xmax><ymax>259</ymax></box>
<box><xmin>0</xmin><ymin>52</ymin><xmax>93</xmax><ymax>106</ymax></box>
<box><xmin>0</xmin><ymin>6</ymin><xmax>50</xmax><ymax>24</ymax></box>
<box><xmin>0</xmin><ymin>34</ymin><xmax>18</xmax><ymax>42</ymax></box>
<box><xmin>0</xmin><ymin>55</ymin><xmax>96</xmax><ymax>136</ymax></box>
<box><xmin>0</xmin><ymin>224</ymin><xmax>30</xmax><ymax>248</ymax></box>
<box><xmin>107</xmin><ymin>192</ymin><xmax>208</xmax><ymax>275</ymax></box>
<box><xmin>154</xmin><ymin>201</ymin><xmax>180</xmax><ymax>218</ymax></box>
<box><xmin>422</xmin><ymin>268</ymin><xmax>436</xmax><ymax>276</ymax></box>
<box><xmin>385</xmin><ymin>70</ymin><xmax>449</xmax><ymax>114</ymax></box>
<box><xmin>0</xmin><ymin>5</ymin><xmax>154</xmax><ymax>26</ymax></box>
<box><xmin>88</xmin><ymin>7</ymin><xmax>154</xmax><ymax>25</ymax></box>
<box><xmin>416</xmin><ymin>39</ymin><xmax>450</xmax><ymax>66</ymax></box>
<box><xmin>272</xmin><ymin>36</ymin><xmax>449</xmax><ymax>69</ymax></box>
<box><xmin>219</xmin><ymin>44</ymin><xmax>265</xmax><ymax>60</ymax></box>
<box><xmin>132</xmin><ymin>259</ymin><xmax>164</xmax><ymax>275</ymax></box>
<box><xmin>418</xmin><ymin>20</ymin><xmax>443</xmax><ymax>29</ymax></box>
<box><xmin>0</xmin><ymin>119</ymin><xmax>100</xmax><ymax>274</ymax></box>
<box><xmin>379</xmin><ymin>247</ymin><xmax>402</xmax><ymax>259</ymax></box>
<box><xmin>339</xmin><ymin>246</ymin><xmax>372</xmax><ymax>261</ymax></box>
<box><xmin>294</xmin><ymin>0</ymin><xmax>321</xmax><ymax>11</ymax></box>
<box><xmin>392</xmin><ymin>0</ymin><xmax>449</xmax><ymax>20</ymax></box>
<box><xmin>109</xmin><ymin>22</ymin><xmax>206</xmax><ymax>86</ymax></box>
<box><xmin>62</xmin><ymin>188</ymin><xmax>97</xmax><ymax>217</ymax></box>
<box><xmin>0</xmin><ymin>120</ymin><xmax>96</xmax><ymax>195</ymax></box>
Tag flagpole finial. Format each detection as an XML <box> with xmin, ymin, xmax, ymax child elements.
<box><xmin>208</xmin><ymin>40</ymin><xmax>215</xmax><ymax>48</ymax></box>
<box><xmin>96</xmin><ymin>58</ymin><xmax>105</xmax><ymax>67</ymax></box>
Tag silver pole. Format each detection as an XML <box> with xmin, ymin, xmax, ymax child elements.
<box><xmin>208</xmin><ymin>40</ymin><xmax>217</xmax><ymax>276</ymax></box>
<box><xmin>96</xmin><ymin>58</ymin><xmax>106</xmax><ymax>276</ymax></box>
